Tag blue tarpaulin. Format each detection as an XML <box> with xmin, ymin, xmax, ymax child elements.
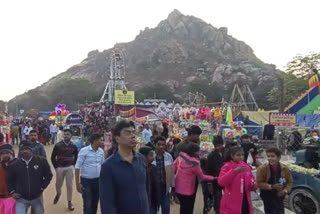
<box><xmin>296</xmin><ymin>114</ymin><xmax>320</xmax><ymax>127</ymax></box>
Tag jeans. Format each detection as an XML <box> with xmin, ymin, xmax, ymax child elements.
<box><xmin>176</xmin><ymin>193</ymin><xmax>196</xmax><ymax>214</ymax></box>
<box><xmin>11</xmin><ymin>135</ymin><xmax>19</xmax><ymax>145</ymax></box>
<box><xmin>150</xmin><ymin>193</ymin><xmax>170</xmax><ymax>214</ymax></box>
<box><xmin>16</xmin><ymin>196</ymin><xmax>44</xmax><ymax>214</ymax></box>
<box><xmin>81</xmin><ymin>177</ymin><xmax>100</xmax><ymax>214</ymax></box>
<box><xmin>51</xmin><ymin>133</ymin><xmax>57</xmax><ymax>144</ymax></box>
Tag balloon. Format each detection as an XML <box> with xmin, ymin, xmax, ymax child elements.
<box><xmin>55</xmin><ymin>107</ymin><xmax>59</xmax><ymax>111</ymax></box>
<box><xmin>57</xmin><ymin>104</ymin><xmax>66</xmax><ymax>109</ymax></box>
<box><xmin>57</xmin><ymin>110</ymin><xmax>61</xmax><ymax>116</ymax></box>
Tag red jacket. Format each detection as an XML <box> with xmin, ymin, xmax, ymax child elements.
<box><xmin>174</xmin><ymin>152</ymin><xmax>214</xmax><ymax>196</ymax></box>
<box><xmin>218</xmin><ymin>161</ymin><xmax>257</xmax><ymax>214</ymax></box>
<box><xmin>0</xmin><ymin>163</ymin><xmax>9</xmax><ymax>198</ymax></box>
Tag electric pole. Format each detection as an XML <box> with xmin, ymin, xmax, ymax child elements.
<box><xmin>278</xmin><ymin>76</ymin><xmax>284</xmax><ymax>113</ymax></box>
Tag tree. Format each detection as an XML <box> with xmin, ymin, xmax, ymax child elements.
<box><xmin>0</xmin><ymin>100</ymin><xmax>6</xmax><ymax>112</ymax></box>
<box><xmin>267</xmin><ymin>73</ymin><xmax>308</xmax><ymax>110</ymax></box>
<box><xmin>48</xmin><ymin>78</ymin><xmax>98</xmax><ymax>110</ymax></box>
<box><xmin>286</xmin><ymin>52</ymin><xmax>320</xmax><ymax>78</ymax></box>
<box><xmin>7</xmin><ymin>89</ymin><xmax>50</xmax><ymax>114</ymax></box>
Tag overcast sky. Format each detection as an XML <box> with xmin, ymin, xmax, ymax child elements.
<box><xmin>1</xmin><ymin>0</ymin><xmax>319</xmax><ymax>101</ymax></box>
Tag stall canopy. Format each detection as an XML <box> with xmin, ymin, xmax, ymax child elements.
<box><xmin>63</xmin><ymin>113</ymin><xmax>83</xmax><ymax>126</ymax></box>
<box><xmin>234</xmin><ymin>111</ymin><xmax>277</xmax><ymax>125</ymax></box>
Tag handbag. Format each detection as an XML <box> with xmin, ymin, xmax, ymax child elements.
<box><xmin>247</xmin><ymin>152</ymin><xmax>254</xmax><ymax>165</ymax></box>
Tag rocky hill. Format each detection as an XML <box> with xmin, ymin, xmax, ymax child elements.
<box><xmin>9</xmin><ymin>10</ymin><xmax>279</xmax><ymax>112</ymax></box>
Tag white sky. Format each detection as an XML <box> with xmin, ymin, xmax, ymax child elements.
<box><xmin>0</xmin><ymin>0</ymin><xmax>320</xmax><ymax>101</ymax></box>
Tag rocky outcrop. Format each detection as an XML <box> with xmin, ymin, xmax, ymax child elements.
<box><xmin>10</xmin><ymin>9</ymin><xmax>278</xmax><ymax>109</ymax></box>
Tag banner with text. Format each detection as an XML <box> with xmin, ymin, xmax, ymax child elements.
<box><xmin>115</xmin><ymin>90</ymin><xmax>135</xmax><ymax>105</ymax></box>
<box><xmin>269</xmin><ymin>113</ymin><xmax>296</xmax><ymax>127</ymax></box>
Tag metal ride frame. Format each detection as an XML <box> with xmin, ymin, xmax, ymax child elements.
<box><xmin>100</xmin><ymin>49</ymin><xmax>127</xmax><ymax>103</ymax></box>
<box><xmin>229</xmin><ymin>84</ymin><xmax>259</xmax><ymax>111</ymax></box>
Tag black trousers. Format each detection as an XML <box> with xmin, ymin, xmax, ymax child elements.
<box><xmin>263</xmin><ymin>198</ymin><xmax>285</xmax><ymax>214</ymax></box>
<box><xmin>212</xmin><ymin>183</ymin><xmax>222</xmax><ymax>214</ymax></box>
<box><xmin>202</xmin><ymin>182</ymin><xmax>214</xmax><ymax>214</ymax></box>
<box><xmin>177</xmin><ymin>193</ymin><xmax>196</xmax><ymax>214</ymax></box>
<box><xmin>81</xmin><ymin>177</ymin><xmax>100</xmax><ymax>214</ymax></box>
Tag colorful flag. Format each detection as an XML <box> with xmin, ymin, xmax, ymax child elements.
<box><xmin>226</xmin><ymin>106</ymin><xmax>233</xmax><ymax>125</ymax></box>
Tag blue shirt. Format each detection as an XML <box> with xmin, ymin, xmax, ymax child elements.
<box><xmin>99</xmin><ymin>151</ymin><xmax>149</xmax><ymax>214</ymax></box>
<box><xmin>19</xmin><ymin>141</ymin><xmax>46</xmax><ymax>158</ymax></box>
<box><xmin>75</xmin><ymin>145</ymin><xmax>105</xmax><ymax>179</ymax></box>
<box><xmin>142</xmin><ymin>129</ymin><xmax>152</xmax><ymax>144</ymax></box>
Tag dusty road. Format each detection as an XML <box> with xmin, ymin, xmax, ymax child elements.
<box><xmin>32</xmin><ymin>145</ymin><xmax>212</xmax><ymax>214</ymax></box>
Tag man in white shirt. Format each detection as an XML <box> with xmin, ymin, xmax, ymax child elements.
<box><xmin>23</xmin><ymin>123</ymin><xmax>33</xmax><ymax>140</ymax></box>
<box><xmin>57</xmin><ymin>126</ymin><xmax>64</xmax><ymax>143</ymax></box>
<box><xmin>50</xmin><ymin>122</ymin><xmax>58</xmax><ymax>145</ymax></box>
<box><xmin>142</xmin><ymin>124</ymin><xmax>152</xmax><ymax>145</ymax></box>
<box><xmin>75</xmin><ymin>133</ymin><xmax>105</xmax><ymax>214</ymax></box>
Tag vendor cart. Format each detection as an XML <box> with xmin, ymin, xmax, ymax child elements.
<box><xmin>288</xmin><ymin>171</ymin><xmax>320</xmax><ymax>214</ymax></box>
<box><xmin>63</xmin><ymin>113</ymin><xmax>84</xmax><ymax>152</ymax></box>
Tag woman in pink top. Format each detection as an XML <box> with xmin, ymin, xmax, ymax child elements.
<box><xmin>174</xmin><ymin>143</ymin><xmax>214</xmax><ymax>214</ymax></box>
<box><xmin>218</xmin><ymin>146</ymin><xmax>258</xmax><ymax>214</ymax></box>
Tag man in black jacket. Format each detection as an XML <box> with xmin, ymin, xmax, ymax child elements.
<box><xmin>7</xmin><ymin>141</ymin><xmax>52</xmax><ymax>214</ymax></box>
<box><xmin>206</xmin><ymin>136</ymin><xmax>225</xmax><ymax>214</ymax></box>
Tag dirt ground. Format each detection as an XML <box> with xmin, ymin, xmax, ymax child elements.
<box><xmin>28</xmin><ymin>145</ymin><xmax>213</xmax><ymax>214</ymax></box>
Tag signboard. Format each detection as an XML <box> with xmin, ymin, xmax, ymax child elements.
<box><xmin>269</xmin><ymin>113</ymin><xmax>296</xmax><ymax>127</ymax></box>
<box><xmin>65</xmin><ymin>114</ymin><xmax>83</xmax><ymax>126</ymax></box>
<box><xmin>115</xmin><ymin>90</ymin><xmax>135</xmax><ymax>105</ymax></box>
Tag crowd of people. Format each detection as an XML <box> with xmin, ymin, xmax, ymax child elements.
<box><xmin>2</xmin><ymin>119</ymin><xmax>62</xmax><ymax>147</ymax></box>
<box><xmin>0</xmin><ymin>119</ymin><xmax>293</xmax><ymax>214</ymax></box>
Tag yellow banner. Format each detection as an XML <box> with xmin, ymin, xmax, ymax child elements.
<box><xmin>115</xmin><ymin>90</ymin><xmax>135</xmax><ymax>105</ymax></box>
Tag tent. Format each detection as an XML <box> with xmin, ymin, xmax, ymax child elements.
<box><xmin>234</xmin><ymin>111</ymin><xmax>276</xmax><ymax>125</ymax></box>
<box><xmin>234</xmin><ymin>111</ymin><xmax>278</xmax><ymax>137</ymax></box>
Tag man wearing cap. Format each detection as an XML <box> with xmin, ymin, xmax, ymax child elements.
<box><xmin>174</xmin><ymin>125</ymin><xmax>202</xmax><ymax>158</ymax></box>
<box><xmin>0</xmin><ymin>144</ymin><xmax>16</xmax><ymax>198</ymax></box>
<box><xmin>7</xmin><ymin>141</ymin><xmax>52</xmax><ymax>214</ymax></box>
